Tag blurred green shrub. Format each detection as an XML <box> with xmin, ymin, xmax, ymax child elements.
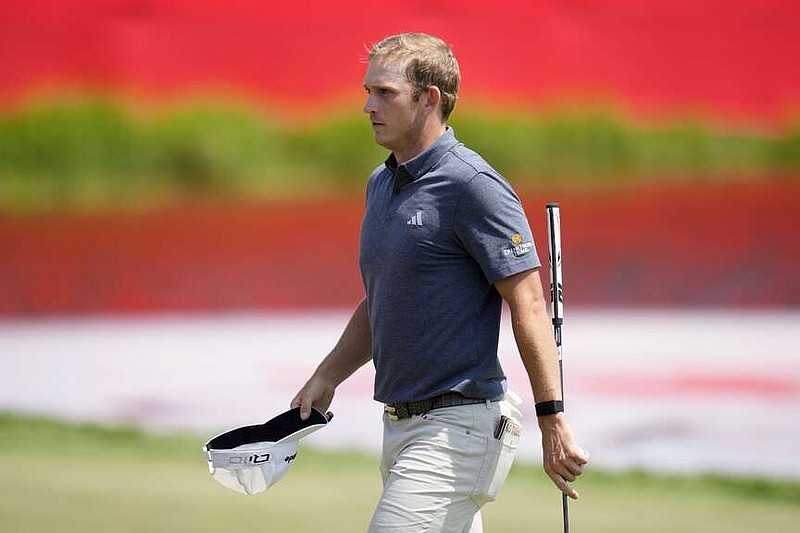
<box><xmin>452</xmin><ymin>110</ymin><xmax>799</xmax><ymax>183</ymax></box>
<box><xmin>0</xmin><ymin>97</ymin><xmax>797</xmax><ymax>212</ymax></box>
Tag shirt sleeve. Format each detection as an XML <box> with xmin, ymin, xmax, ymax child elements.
<box><xmin>453</xmin><ymin>172</ymin><xmax>541</xmax><ymax>284</ymax></box>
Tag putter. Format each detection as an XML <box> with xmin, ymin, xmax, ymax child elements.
<box><xmin>546</xmin><ymin>203</ymin><xmax>569</xmax><ymax>533</ymax></box>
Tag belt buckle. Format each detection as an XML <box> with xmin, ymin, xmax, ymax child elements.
<box><xmin>384</xmin><ymin>404</ymin><xmax>399</xmax><ymax>421</ymax></box>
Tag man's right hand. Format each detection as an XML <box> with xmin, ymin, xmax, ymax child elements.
<box><xmin>291</xmin><ymin>373</ymin><xmax>336</xmax><ymax>421</ymax></box>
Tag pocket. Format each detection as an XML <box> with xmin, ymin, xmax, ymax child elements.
<box><xmin>471</xmin><ymin>431</ymin><xmax>519</xmax><ymax>506</ymax></box>
<box><xmin>471</xmin><ymin>397</ymin><xmax>523</xmax><ymax>506</ymax></box>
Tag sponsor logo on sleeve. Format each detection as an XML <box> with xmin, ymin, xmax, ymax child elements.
<box><xmin>503</xmin><ymin>232</ymin><xmax>533</xmax><ymax>257</ymax></box>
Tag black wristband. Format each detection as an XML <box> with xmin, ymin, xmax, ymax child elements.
<box><xmin>535</xmin><ymin>400</ymin><xmax>564</xmax><ymax>417</ymax></box>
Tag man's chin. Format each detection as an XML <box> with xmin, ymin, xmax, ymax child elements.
<box><xmin>373</xmin><ymin>133</ymin><xmax>390</xmax><ymax>150</ymax></box>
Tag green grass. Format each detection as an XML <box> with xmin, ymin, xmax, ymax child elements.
<box><xmin>1</xmin><ymin>413</ymin><xmax>798</xmax><ymax>532</ymax></box>
<box><xmin>1</xmin><ymin>96</ymin><xmax>798</xmax><ymax>213</ymax></box>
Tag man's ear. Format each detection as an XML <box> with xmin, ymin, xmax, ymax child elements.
<box><xmin>425</xmin><ymin>86</ymin><xmax>442</xmax><ymax>113</ymax></box>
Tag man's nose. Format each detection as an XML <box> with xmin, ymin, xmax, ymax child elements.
<box><xmin>363</xmin><ymin>94</ymin><xmax>377</xmax><ymax>115</ymax></box>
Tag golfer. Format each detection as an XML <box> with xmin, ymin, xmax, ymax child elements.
<box><xmin>292</xmin><ymin>32</ymin><xmax>589</xmax><ymax>532</ymax></box>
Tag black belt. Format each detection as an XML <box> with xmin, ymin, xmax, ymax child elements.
<box><xmin>384</xmin><ymin>392</ymin><xmax>488</xmax><ymax>421</ymax></box>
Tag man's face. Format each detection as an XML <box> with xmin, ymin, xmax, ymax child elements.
<box><xmin>362</xmin><ymin>58</ymin><xmax>427</xmax><ymax>153</ymax></box>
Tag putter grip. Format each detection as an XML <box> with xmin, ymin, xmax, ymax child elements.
<box><xmin>546</xmin><ymin>204</ymin><xmax>563</xmax><ymax>322</ymax></box>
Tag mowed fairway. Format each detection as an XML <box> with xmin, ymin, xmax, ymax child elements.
<box><xmin>1</xmin><ymin>415</ymin><xmax>797</xmax><ymax>532</ymax></box>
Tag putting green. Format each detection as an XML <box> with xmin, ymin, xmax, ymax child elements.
<box><xmin>0</xmin><ymin>414</ymin><xmax>797</xmax><ymax>532</ymax></box>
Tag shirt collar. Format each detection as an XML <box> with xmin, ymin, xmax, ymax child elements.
<box><xmin>385</xmin><ymin>127</ymin><xmax>459</xmax><ymax>190</ymax></box>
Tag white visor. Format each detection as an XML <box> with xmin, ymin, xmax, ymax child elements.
<box><xmin>203</xmin><ymin>407</ymin><xmax>328</xmax><ymax>495</ymax></box>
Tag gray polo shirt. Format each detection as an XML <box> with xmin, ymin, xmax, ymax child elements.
<box><xmin>359</xmin><ymin>128</ymin><xmax>540</xmax><ymax>404</ymax></box>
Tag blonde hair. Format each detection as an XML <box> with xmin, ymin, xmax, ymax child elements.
<box><xmin>367</xmin><ymin>33</ymin><xmax>460</xmax><ymax>120</ymax></box>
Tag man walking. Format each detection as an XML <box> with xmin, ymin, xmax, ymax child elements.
<box><xmin>292</xmin><ymin>32</ymin><xmax>588</xmax><ymax>532</ymax></box>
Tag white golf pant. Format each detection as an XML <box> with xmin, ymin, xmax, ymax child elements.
<box><xmin>368</xmin><ymin>393</ymin><xmax>523</xmax><ymax>533</ymax></box>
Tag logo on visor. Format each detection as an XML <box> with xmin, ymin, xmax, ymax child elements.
<box><xmin>284</xmin><ymin>453</ymin><xmax>298</xmax><ymax>464</ymax></box>
<box><xmin>239</xmin><ymin>453</ymin><xmax>270</xmax><ymax>464</ymax></box>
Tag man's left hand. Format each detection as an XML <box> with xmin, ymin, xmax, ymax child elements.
<box><xmin>538</xmin><ymin>413</ymin><xmax>590</xmax><ymax>499</ymax></box>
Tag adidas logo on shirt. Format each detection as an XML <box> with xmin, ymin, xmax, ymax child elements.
<box><xmin>407</xmin><ymin>210</ymin><xmax>423</xmax><ymax>227</ymax></box>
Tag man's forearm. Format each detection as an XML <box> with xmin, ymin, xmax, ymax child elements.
<box><xmin>509</xmin><ymin>296</ymin><xmax>562</xmax><ymax>404</ymax></box>
<box><xmin>495</xmin><ymin>270</ymin><xmax>562</xmax><ymax>404</ymax></box>
<box><xmin>292</xmin><ymin>298</ymin><xmax>372</xmax><ymax>419</ymax></box>
<box><xmin>314</xmin><ymin>298</ymin><xmax>373</xmax><ymax>386</ymax></box>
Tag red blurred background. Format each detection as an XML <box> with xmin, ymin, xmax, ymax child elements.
<box><xmin>4</xmin><ymin>0</ymin><xmax>799</xmax><ymax>125</ymax></box>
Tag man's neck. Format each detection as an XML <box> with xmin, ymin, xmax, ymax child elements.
<box><xmin>393</xmin><ymin>124</ymin><xmax>447</xmax><ymax>164</ymax></box>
